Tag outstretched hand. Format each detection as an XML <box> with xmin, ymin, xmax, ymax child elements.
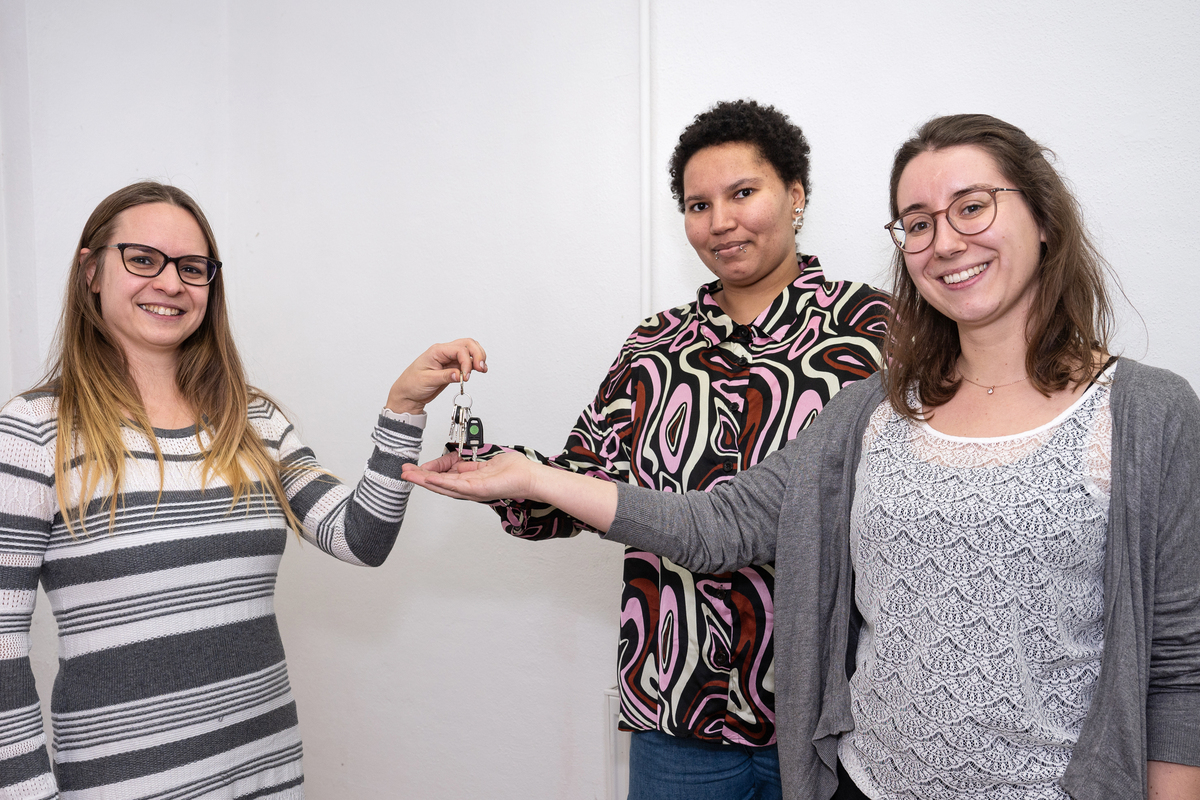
<box><xmin>403</xmin><ymin>451</ymin><xmax>619</xmax><ymax>532</ymax></box>
<box><xmin>387</xmin><ymin>338</ymin><xmax>487</xmax><ymax>415</ymax></box>
<box><xmin>401</xmin><ymin>451</ymin><xmax>537</xmax><ymax>502</ymax></box>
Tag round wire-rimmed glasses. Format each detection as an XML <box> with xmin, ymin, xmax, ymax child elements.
<box><xmin>103</xmin><ymin>243</ymin><xmax>222</xmax><ymax>286</ymax></box>
<box><xmin>884</xmin><ymin>187</ymin><xmax>1023</xmax><ymax>254</ymax></box>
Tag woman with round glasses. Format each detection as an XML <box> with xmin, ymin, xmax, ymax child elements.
<box><xmin>421</xmin><ymin>100</ymin><xmax>888</xmax><ymax>799</ymax></box>
<box><xmin>404</xmin><ymin>114</ymin><xmax>1200</xmax><ymax>799</ymax></box>
<box><xmin>0</xmin><ymin>181</ymin><xmax>486</xmax><ymax>797</ymax></box>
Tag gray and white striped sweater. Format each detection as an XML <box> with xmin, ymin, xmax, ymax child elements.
<box><xmin>0</xmin><ymin>391</ymin><xmax>423</xmax><ymax>799</ymax></box>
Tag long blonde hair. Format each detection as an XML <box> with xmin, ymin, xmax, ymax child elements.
<box><xmin>39</xmin><ymin>181</ymin><xmax>303</xmax><ymax>536</ymax></box>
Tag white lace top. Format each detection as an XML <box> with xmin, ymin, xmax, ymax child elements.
<box><xmin>839</xmin><ymin>371</ymin><xmax>1114</xmax><ymax>799</ymax></box>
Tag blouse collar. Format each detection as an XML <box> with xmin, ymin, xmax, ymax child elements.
<box><xmin>695</xmin><ymin>255</ymin><xmax>827</xmax><ymax>344</ymax></box>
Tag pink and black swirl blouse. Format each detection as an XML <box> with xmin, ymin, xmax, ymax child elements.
<box><xmin>492</xmin><ymin>256</ymin><xmax>889</xmax><ymax>746</ymax></box>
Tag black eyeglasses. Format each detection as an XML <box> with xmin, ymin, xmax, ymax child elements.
<box><xmin>884</xmin><ymin>188</ymin><xmax>1022</xmax><ymax>254</ymax></box>
<box><xmin>103</xmin><ymin>243</ymin><xmax>222</xmax><ymax>286</ymax></box>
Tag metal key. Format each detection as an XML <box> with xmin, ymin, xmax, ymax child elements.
<box><xmin>445</xmin><ymin>378</ymin><xmax>484</xmax><ymax>459</ymax></box>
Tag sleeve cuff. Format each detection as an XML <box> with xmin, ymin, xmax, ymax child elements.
<box><xmin>381</xmin><ymin>407</ymin><xmax>427</xmax><ymax>429</ymax></box>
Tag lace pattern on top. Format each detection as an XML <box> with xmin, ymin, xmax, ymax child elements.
<box><xmin>840</xmin><ymin>377</ymin><xmax>1113</xmax><ymax>799</ymax></box>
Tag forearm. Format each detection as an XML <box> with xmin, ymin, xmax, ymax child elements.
<box><xmin>0</xmin><ymin>663</ymin><xmax>55</xmax><ymax>798</ymax></box>
<box><xmin>0</xmin><ymin>412</ymin><xmax>57</xmax><ymax>794</ymax></box>
<box><xmin>1149</xmin><ymin>761</ymin><xmax>1200</xmax><ymax>799</ymax></box>
<box><xmin>286</xmin><ymin>411</ymin><xmax>424</xmax><ymax>566</ymax></box>
<box><xmin>601</xmin><ymin>479</ymin><xmax>781</xmax><ymax>573</ymax></box>
<box><xmin>0</xmin><ymin>590</ymin><xmax>54</xmax><ymax>795</ymax></box>
<box><xmin>475</xmin><ymin>444</ymin><xmax>608</xmax><ymax>540</ymax></box>
<box><xmin>526</xmin><ymin>462</ymin><xmax>618</xmax><ymax>533</ymax></box>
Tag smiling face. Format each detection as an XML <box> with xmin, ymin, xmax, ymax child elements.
<box><xmin>896</xmin><ymin>144</ymin><xmax>1045</xmax><ymax>337</ymax></box>
<box><xmin>83</xmin><ymin>202</ymin><xmax>210</xmax><ymax>366</ymax></box>
<box><xmin>682</xmin><ymin>141</ymin><xmax>806</xmax><ymax>295</ymax></box>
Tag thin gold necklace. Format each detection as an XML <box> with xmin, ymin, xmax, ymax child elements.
<box><xmin>959</xmin><ymin>372</ymin><xmax>1029</xmax><ymax>395</ymax></box>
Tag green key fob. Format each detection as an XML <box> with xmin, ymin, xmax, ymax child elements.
<box><xmin>465</xmin><ymin>416</ymin><xmax>485</xmax><ymax>450</ymax></box>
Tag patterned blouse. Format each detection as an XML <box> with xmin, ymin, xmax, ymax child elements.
<box><xmin>491</xmin><ymin>257</ymin><xmax>889</xmax><ymax>746</ymax></box>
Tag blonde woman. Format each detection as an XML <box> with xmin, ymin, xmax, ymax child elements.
<box><xmin>0</xmin><ymin>182</ymin><xmax>484</xmax><ymax>798</ymax></box>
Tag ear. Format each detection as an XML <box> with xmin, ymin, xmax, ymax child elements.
<box><xmin>81</xmin><ymin>248</ymin><xmax>100</xmax><ymax>292</ymax></box>
<box><xmin>789</xmin><ymin>181</ymin><xmax>806</xmax><ymax>212</ymax></box>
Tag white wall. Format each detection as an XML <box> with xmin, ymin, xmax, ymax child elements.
<box><xmin>1</xmin><ymin>1</ymin><xmax>1196</xmax><ymax>797</ymax></box>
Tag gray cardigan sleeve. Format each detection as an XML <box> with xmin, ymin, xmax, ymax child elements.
<box><xmin>602</xmin><ymin>376</ymin><xmax>885</xmax><ymax>573</ymax></box>
<box><xmin>1066</xmin><ymin>361</ymin><xmax>1200</xmax><ymax>799</ymax></box>
<box><xmin>1130</xmin><ymin>365</ymin><xmax>1200</xmax><ymax>765</ymax></box>
<box><xmin>604</xmin><ymin>446</ymin><xmax>790</xmax><ymax>572</ymax></box>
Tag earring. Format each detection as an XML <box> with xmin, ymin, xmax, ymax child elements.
<box><xmin>792</xmin><ymin>207</ymin><xmax>805</xmax><ymax>233</ymax></box>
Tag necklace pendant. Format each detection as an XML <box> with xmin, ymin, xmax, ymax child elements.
<box><xmin>987</xmin><ymin>387</ymin><xmax>995</xmax><ymax>394</ymax></box>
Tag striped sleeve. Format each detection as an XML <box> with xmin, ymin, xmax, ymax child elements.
<box><xmin>0</xmin><ymin>396</ymin><xmax>59</xmax><ymax>799</ymax></box>
<box><xmin>255</xmin><ymin>401</ymin><xmax>423</xmax><ymax>567</ymax></box>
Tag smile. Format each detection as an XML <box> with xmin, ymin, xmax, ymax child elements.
<box><xmin>713</xmin><ymin>243</ymin><xmax>748</xmax><ymax>258</ymax></box>
<box><xmin>941</xmin><ymin>262</ymin><xmax>989</xmax><ymax>285</ymax></box>
<box><xmin>140</xmin><ymin>304</ymin><xmax>183</xmax><ymax>317</ymax></box>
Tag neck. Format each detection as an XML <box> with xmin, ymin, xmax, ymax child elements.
<box><xmin>127</xmin><ymin>351</ymin><xmax>194</xmax><ymax>429</ymax></box>
<box><xmin>955</xmin><ymin>320</ymin><xmax>1029</xmax><ymax>386</ymax></box>
<box><xmin>715</xmin><ymin>258</ymin><xmax>800</xmax><ymax>325</ymax></box>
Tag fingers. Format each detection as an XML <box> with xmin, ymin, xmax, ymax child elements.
<box><xmin>456</xmin><ymin>337</ymin><xmax>488</xmax><ymax>381</ymax></box>
<box><xmin>401</xmin><ymin>464</ymin><xmax>487</xmax><ymax>500</ymax></box>
<box><xmin>404</xmin><ymin>454</ymin><xmax>485</xmax><ymax>477</ymax></box>
<box><xmin>386</xmin><ymin>339</ymin><xmax>487</xmax><ymax>414</ymax></box>
<box><xmin>416</xmin><ymin>452</ymin><xmax>463</xmax><ymax>473</ymax></box>
<box><xmin>433</xmin><ymin>338</ymin><xmax>487</xmax><ymax>382</ymax></box>
<box><xmin>400</xmin><ymin>468</ymin><xmax>477</xmax><ymax>500</ymax></box>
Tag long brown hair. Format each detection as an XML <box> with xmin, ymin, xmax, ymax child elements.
<box><xmin>39</xmin><ymin>181</ymin><xmax>303</xmax><ymax>535</ymax></box>
<box><xmin>883</xmin><ymin>114</ymin><xmax>1114</xmax><ymax>418</ymax></box>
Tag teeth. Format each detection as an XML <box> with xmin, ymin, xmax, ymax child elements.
<box><xmin>140</xmin><ymin>304</ymin><xmax>182</xmax><ymax>316</ymax></box>
<box><xmin>941</xmin><ymin>263</ymin><xmax>988</xmax><ymax>285</ymax></box>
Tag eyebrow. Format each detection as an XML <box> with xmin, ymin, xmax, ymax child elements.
<box><xmin>684</xmin><ymin>177</ymin><xmax>761</xmax><ymax>205</ymax></box>
<box><xmin>898</xmin><ymin>183</ymin><xmax>994</xmax><ymax>216</ymax></box>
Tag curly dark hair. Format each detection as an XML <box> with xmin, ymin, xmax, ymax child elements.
<box><xmin>668</xmin><ymin>99</ymin><xmax>811</xmax><ymax>212</ymax></box>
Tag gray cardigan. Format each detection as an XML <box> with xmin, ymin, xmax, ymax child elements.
<box><xmin>605</xmin><ymin>359</ymin><xmax>1200</xmax><ymax>800</ymax></box>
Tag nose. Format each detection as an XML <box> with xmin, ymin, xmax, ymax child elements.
<box><xmin>931</xmin><ymin>214</ymin><xmax>967</xmax><ymax>259</ymax></box>
<box><xmin>150</xmin><ymin>260</ymin><xmax>187</xmax><ymax>294</ymax></box>
<box><xmin>709</xmin><ymin>200</ymin><xmax>735</xmax><ymax>234</ymax></box>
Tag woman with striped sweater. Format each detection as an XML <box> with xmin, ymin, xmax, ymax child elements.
<box><xmin>0</xmin><ymin>182</ymin><xmax>484</xmax><ymax>798</ymax></box>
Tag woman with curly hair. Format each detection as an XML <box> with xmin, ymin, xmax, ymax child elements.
<box><xmin>424</xmin><ymin>100</ymin><xmax>889</xmax><ymax>799</ymax></box>
<box><xmin>406</xmin><ymin>114</ymin><xmax>1200</xmax><ymax>799</ymax></box>
<box><xmin>0</xmin><ymin>181</ymin><xmax>485</xmax><ymax>797</ymax></box>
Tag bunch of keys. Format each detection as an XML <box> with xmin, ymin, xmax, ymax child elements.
<box><xmin>445</xmin><ymin>377</ymin><xmax>485</xmax><ymax>460</ymax></box>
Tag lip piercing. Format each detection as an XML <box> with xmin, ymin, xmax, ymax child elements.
<box><xmin>738</xmin><ymin>245</ymin><xmax>747</xmax><ymax>252</ymax></box>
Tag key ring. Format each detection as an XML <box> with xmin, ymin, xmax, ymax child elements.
<box><xmin>445</xmin><ymin>375</ymin><xmax>485</xmax><ymax>459</ymax></box>
<box><xmin>452</xmin><ymin>380</ymin><xmax>473</xmax><ymax>419</ymax></box>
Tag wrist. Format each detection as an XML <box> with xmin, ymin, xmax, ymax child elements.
<box><xmin>386</xmin><ymin>396</ymin><xmax>425</xmax><ymax>415</ymax></box>
<box><xmin>525</xmin><ymin>461</ymin><xmax>553</xmax><ymax>504</ymax></box>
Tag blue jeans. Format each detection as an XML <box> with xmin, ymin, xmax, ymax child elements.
<box><xmin>627</xmin><ymin>730</ymin><xmax>783</xmax><ymax>800</ymax></box>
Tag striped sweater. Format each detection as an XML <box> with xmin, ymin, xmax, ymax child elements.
<box><xmin>0</xmin><ymin>392</ymin><xmax>423</xmax><ymax>799</ymax></box>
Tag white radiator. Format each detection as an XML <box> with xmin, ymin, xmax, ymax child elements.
<box><xmin>603</xmin><ymin>687</ymin><xmax>631</xmax><ymax>800</ymax></box>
